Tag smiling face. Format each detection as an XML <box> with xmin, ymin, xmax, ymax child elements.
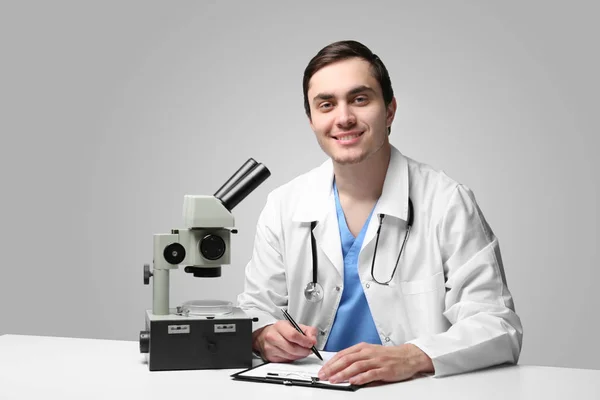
<box><xmin>307</xmin><ymin>57</ymin><xmax>396</xmax><ymax>165</ymax></box>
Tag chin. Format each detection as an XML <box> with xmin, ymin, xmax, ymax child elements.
<box><xmin>331</xmin><ymin>150</ymin><xmax>369</xmax><ymax>165</ymax></box>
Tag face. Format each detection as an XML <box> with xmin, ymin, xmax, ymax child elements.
<box><xmin>307</xmin><ymin>57</ymin><xmax>396</xmax><ymax>165</ymax></box>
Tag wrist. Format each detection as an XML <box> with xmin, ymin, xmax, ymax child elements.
<box><xmin>405</xmin><ymin>344</ymin><xmax>434</xmax><ymax>375</ymax></box>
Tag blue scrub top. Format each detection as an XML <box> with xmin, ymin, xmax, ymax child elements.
<box><xmin>324</xmin><ymin>182</ymin><xmax>382</xmax><ymax>351</ymax></box>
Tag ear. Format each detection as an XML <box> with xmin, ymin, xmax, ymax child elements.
<box><xmin>386</xmin><ymin>97</ymin><xmax>397</xmax><ymax>128</ymax></box>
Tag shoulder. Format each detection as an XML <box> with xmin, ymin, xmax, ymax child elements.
<box><xmin>268</xmin><ymin>161</ymin><xmax>327</xmax><ymax>200</ymax></box>
<box><xmin>405</xmin><ymin>154</ymin><xmax>462</xmax><ymax>194</ymax></box>
<box><xmin>259</xmin><ymin>158</ymin><xmax>331</xmax><ymax>219</ymax></box>
<box><xmin>403</xmin><ymin>154</ymin><xmax>477</xmax><ymax>222</ymax></box>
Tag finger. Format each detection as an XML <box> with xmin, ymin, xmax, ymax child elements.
<box><xmin>283</xmin><ymin>323</ymin><xmax>316</xmax><ymax>348</ymax></box>
<box><xmin>324</xmin><ymin>342</ymin><xmax>363</xmax><ymax>365</ymax></box>
<box><xmin>273</xmin><ymin>343</ymin><xmax>312</xmax><ymax>360</ymax></box>
<box><xmin>348</xmin><ymin>368</ymin><xmax>385</xmax><ymax>386</ymax></box>
<box><xmin>271</xmin><ymin>323</ymin><xmax>313</xmax><ymax>358</ymax></box>
<box><xmin>262</xmin><ymin>323</ymin><xmax>311</xmax><ymax>361</ymax></box>
<box><xmin>298</xmin><ymin>324</ymin><xmax>318</xmax><ymax>342</ymax></box>
<box><xmin>268</xmin><ymin>353</ymin><xmax>298</xmax><ymax>363</ymax></box>
<box><xmin>328</xmin><ymin>359</ymin><xmax>376</xmax><ymax>384</ymax></box>
<box><xmin>260</xmin><ymin>330</ymin><xmax>293</xmax><ymax>362</ymax></box>
<box><xmin>319</xmin><ymin>344</ymin><xmax>365</xmax><ymax>378</ymax></box>
<box><xmin>263</xmin><ymin>337</ymin><xmax>310</xmax><ymax>361</ymax></box>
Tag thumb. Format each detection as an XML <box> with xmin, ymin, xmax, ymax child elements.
<box><xmin>299</xmin><ymin>324</ymin><xmax>318</xmax><ymax>344</ymax></box>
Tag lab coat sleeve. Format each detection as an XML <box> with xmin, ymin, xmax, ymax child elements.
<box><xmin>406</xmin><ymin>184</ymin><xmax>523</xmax><ymax>377</ymax></box>
<box><xmin>236</xmin><ymin>192</ymin><xmax>287</xmax><ymax>332</ymax></box>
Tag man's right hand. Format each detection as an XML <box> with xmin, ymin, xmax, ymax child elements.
<box><xmin>252</xmin><ymin>320</ymin><xmax>318</xmax><ymax>363</ymax></box>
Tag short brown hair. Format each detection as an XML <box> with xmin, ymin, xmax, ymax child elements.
<box><xmin>302</xmin><ymin>40</ymin><xmax>394</xmax><ymax>119</ymax></box>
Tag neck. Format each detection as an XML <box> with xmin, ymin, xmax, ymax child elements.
<box><xmin>333</xmin><ymin>143</ymin><xmax>391</xmax><ymax>202</ymax></box>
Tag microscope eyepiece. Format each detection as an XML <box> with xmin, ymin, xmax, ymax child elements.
<box><xmin>213</xmin><ymin>159</ymin><xmax>259</xmax><ymax>200</ymax></box>
<box><xmin>214</xmin><ymin>159</ymin><xmax>271</xmax><ymax>211</ymax></box>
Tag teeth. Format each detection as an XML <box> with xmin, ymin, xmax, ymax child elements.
<box><xmin>338</xmin><ymin>133</ymin><xmax>360</xmax><ymax>141</ymax></box>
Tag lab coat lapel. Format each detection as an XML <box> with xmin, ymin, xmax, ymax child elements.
<box><xmin>313</xmin><ymin>199</ymin><xmax>344</xmax><ymax>280</ymax></box>
<box><xmin>292</xmin><ymin>159</ymin><xmax>344</xmax><ymax>279</ymax></box>
<box><xmin>361</xmin><ymin>146</ymin><xmax>410</xmax><ymax>255</ymax></box>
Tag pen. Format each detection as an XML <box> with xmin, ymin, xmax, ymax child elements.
<box><xmin>281</xmin><ymin>308</ymin><xmax>323</xmax><ymax>361</ymax></box>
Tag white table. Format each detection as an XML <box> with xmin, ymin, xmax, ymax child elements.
<box><xmin>1</xmin><ymin>334</ymin><xmax>598</xmax><ymax>399</ymax></box>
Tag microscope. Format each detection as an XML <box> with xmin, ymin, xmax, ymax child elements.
<box><xmin>139</xmin><ymin>159</ymin><xmax>270</xmax><ymax>371</ymax></box>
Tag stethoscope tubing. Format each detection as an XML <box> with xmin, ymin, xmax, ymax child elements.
<box><xmin>305</xmin><ymin>198</ymin><xmax>413</xmax><ymax>301</ymax></box>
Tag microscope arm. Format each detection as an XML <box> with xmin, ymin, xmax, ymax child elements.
<box><xmin>152</xmin><ymin>233</ymin><xmax>185</xmax><ymax>315</ymax></box>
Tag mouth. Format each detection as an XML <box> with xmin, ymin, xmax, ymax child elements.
<box><xmin>332</xmin><ymin>131</ymin><xmax>363</xmax><ymax>141</ymax></box>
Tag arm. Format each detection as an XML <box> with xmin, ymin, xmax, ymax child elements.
<box><xmin>236</xmin><ymin>192</ymin><xmax>286</xmax><ymax>331</ymax></box>
<box><xmin>318</xmin><ymin>184</ymin><xmax>522</xmax><ymax>384</ymax></box>
<box><xmin>236</xmin><ymin>192</ymin><xmax>318</xmax><ymax>361</ymax></box>
<box><xmin>407</xmin><ymin>184</ymin><xmax>523</xmax><ymax>377</ymax></box>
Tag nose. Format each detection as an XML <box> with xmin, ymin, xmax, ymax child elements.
<box><xmin>335</xmin><ymin>103</ymin><xmax>356</xmax><ymax>129</ymax></box>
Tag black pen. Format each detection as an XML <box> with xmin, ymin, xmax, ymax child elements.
<box><xmin>281</xmin><ymin>308</ymin><xmax>323</xmax><ymax>361</ymax></box>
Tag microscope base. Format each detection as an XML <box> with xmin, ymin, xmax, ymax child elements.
<box><xmin>141</xmin><ymin>308</ymin><xmax>253</xmax><ymax>371</ymax></box>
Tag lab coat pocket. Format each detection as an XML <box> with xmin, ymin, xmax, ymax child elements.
<box><xmin>399</xmin><ymin>272</ymin><xmax>448</xmax><ymax>338</ymax></box>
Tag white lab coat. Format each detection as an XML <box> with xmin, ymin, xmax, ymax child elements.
<box><xmin>237</xmin><ymin>145</ymin><xmax>523</xmax><ymax>377</ymax></box>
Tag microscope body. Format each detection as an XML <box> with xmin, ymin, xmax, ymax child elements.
<box><xmin>140</xmin><ymin>160</ymin><xmax>270</xmax><ymax>372</ymax></box>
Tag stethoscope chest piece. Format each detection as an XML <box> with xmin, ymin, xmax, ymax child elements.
<box><xmin>304</xmin><ymin>281</ymin><xmax>324</xmax><ymax>302</ymax></box>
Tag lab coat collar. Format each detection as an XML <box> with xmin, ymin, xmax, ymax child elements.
<box><xmin>292</xmin><ymin>144</ymin><xmax>410</xmax><ymax>223</ymax></box>
<box><xmin>375</xmin><ymin>145</ymin><xmax>410</xmax><ymax>221</ymax></box>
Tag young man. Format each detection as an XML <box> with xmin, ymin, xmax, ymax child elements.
<box><xmin>237</xmin><ymin>40</ymin><xmax>523</xmax><ymax>385</ymax></box>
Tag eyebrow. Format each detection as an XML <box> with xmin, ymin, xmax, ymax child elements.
<box><xmin>312</xmin><ymin>85</ymin><xmax>376</xmax><ymax>104</ymax></box>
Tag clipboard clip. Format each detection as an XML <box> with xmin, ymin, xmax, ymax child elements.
<box><xmin>275</xmin><ymin>378</ymin><xmax>319</xmax><ymax>386</ymax></box>
<box><xmin>265</xmin><ymin>372</ymin><xmax>320</xmax><ymax>385</ymax></box>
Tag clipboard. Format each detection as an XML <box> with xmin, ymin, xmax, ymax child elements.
<box><xmin>230</xmin><ymin>353</ymin><xmax>361</xmax><ymax>391</ymax></box>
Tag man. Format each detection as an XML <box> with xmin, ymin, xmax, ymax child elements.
<box><xmin>237</xmin><ymin>40</ymin><xmax>523</xmax><ymax>385</ymax></box>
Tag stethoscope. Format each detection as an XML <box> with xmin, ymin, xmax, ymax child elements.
<box><xmin>304</xmin><ymin>198</ymin><xmax>414</xmax><ymax>302</ymax></box>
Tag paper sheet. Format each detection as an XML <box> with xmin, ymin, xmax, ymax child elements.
<box><xmin>240</xmin><ymin>351</ymin><xmax>351</xmax><ymax>387</ymax></box>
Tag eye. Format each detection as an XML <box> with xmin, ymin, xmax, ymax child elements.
<box><xmin>318</xmin><ymin>102</ymin><xmax>333</xmax><ymax>111</ymax></box>
<box><xmin>354</xmin><ymin>95</ymin><xmax>369</xmax><ymax>105</ymax></box>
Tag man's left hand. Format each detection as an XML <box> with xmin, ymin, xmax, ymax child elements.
<box><xmin>318</xmin><ymin>343</ymin><xmax>434</xmax><ymax>385</ymax></box>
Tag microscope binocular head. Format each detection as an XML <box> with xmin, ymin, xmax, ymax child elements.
<box><xmin>172</xmin><ymin>158</ymin><xmax>270</xmax><ymax>278</ymax></box>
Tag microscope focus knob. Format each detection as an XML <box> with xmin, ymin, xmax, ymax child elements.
<box><xmin>163</xmin><ymin>243</ymin><xmax>186</xmax><ymax>265</ymax></box>
<box><xmin>143</xmin><ymin>264</ymin><xmax>153</xmax><ymax>285</ymax></box>
<box><xmin>139</xmin><ymin>331</ymin><xmax>150</xmax><ymax>353</ymax></box>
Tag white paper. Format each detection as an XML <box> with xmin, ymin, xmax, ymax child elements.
<box><xmin>239</xmin><ymin>351</ymin><xmax>351</xmax><ymax>387</ymax></box>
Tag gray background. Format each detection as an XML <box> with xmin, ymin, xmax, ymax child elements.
<box><xmin>0</xmin><ymin>1</ymin><xmax>598</xmax><ymax>371</ymax></box>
